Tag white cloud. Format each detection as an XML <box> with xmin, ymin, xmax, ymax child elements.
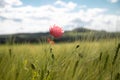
<box><xmin>54</xmin><ymin>0</ymin><xmax>65</xmax><ymax>6</ymax></box>
<box><xmin>54</xmin><ymin>0</ymin><xmax>77</xmax><ymax>10</ymax></box>
<box><xmin>64</xmin><ymin>9</ymin><xmax>120</xmax><ymax>32</ymax></box>
<box><xmin>5</xmin><ymin>0</ymin><xmax>22</xmax><ymax>6</ymax></box>
<box><xmin>0</xmin><ymin>0</ymin><xmax>120</xmax><ymax>34</ymax></box>
<box><xmin>85</xmin><ymin>14</ymin><xmax>119</xmax><ymax>32</ymax></box>
<box><xmin>108</xmin><ymin>0</ymin><xmax>119</xmax><ymax>3</ymax></box>
<box><xmin>0</xmin><ymin>0</ymin><xmax>22</xmax><ymax>8</ymax></box>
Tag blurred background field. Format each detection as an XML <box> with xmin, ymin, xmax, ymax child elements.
<box><xmin>0</xmin><ymin>38</ymin><xmax>120</xmax><ymax>80</ymax></box>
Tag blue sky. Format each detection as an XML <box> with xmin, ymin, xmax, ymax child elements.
<box><xmin>0</xmin><ymin>0</ymin><xmax>120</xmax><ymax>34</ymax></box>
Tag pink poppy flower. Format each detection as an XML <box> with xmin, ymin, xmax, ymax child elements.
<box><xmin>49</xmin><ymin>24</ymin><xmax>64</xmax><ymax>38</ymax></box>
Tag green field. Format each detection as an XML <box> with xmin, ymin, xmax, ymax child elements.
<box><xmin>0</xmin><ymin>39</ymin><xmax>120</xmax><ymax>80</ymax></box>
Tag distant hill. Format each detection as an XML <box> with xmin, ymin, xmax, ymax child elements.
<box><xmin>73</xmin><ymin>27</ymin><xmax>95</xmax><ymax>32</ymax></box>
<box><xmin>0</xmin><ymin>28</ymin><xmax>120</xmax><ymax>44</ymax></box>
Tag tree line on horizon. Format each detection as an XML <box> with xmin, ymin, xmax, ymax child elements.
<box><xmin>0</xmin><ymin>28</ymin><xmax>120</xmax><ymax>44</ymax></box>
